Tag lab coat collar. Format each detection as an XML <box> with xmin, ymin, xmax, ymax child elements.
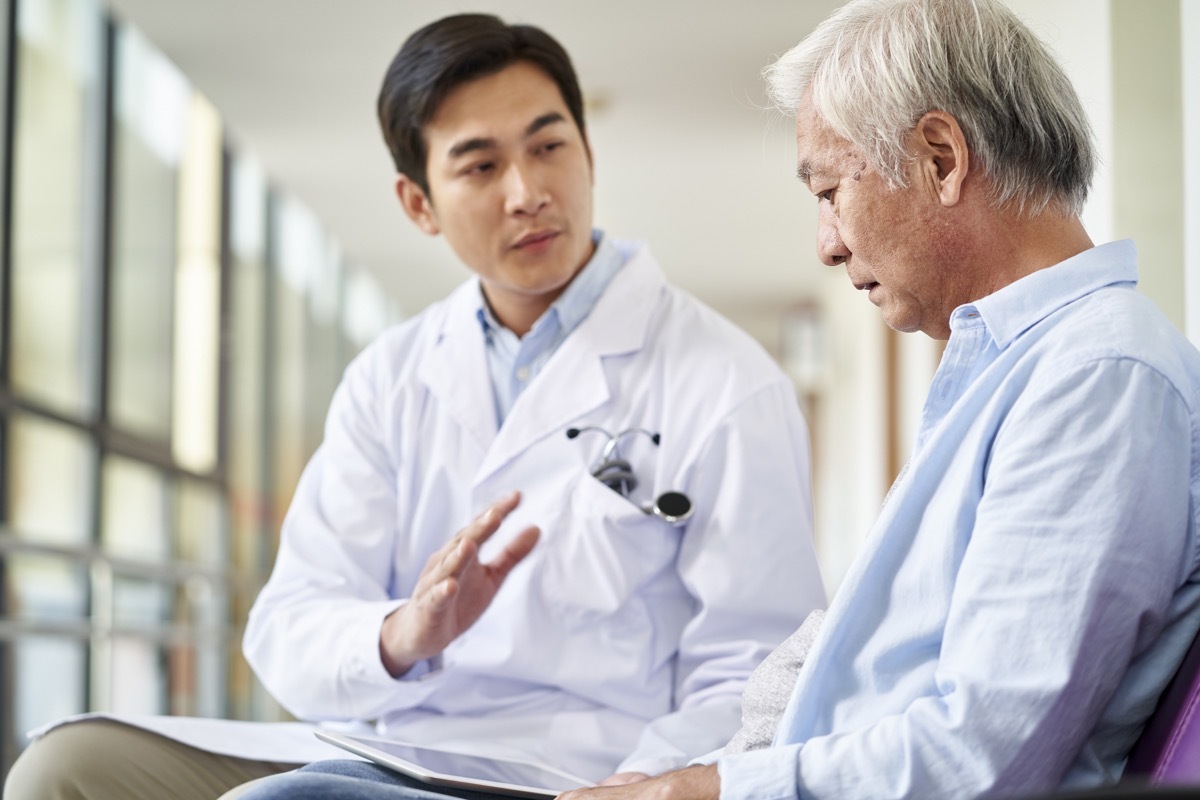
<box><xmin>418</xmin><ymin>280</ymin><xmax>503</xmax><ymax>456</ymax></box>
<box><xmin>476</xmin><ymin>242</ymin><xmax>664</xmax><ymax>485</ymax></box>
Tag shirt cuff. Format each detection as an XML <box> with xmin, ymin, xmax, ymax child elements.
<box><xmin>689</xmin><ymin>747</ymin><xmax>725</xmax><ymax>767</ymax></box>
<box><xmin>717</xmin><ymin>743</ymin><xmax>803</xmax><ymax>800</ymax></box>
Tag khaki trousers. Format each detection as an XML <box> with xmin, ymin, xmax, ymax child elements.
<box><xmin>2</xmin><ymin>719</ymin><xmax>302</xmax><ymax>800</ymax></box>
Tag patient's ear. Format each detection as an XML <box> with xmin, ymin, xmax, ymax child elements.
<box><xmin>912</xmin><ymin>110</ymin><xmax>969</xmax><ymax>208</ymax></box>
<box><xmin>395</xmin><ymin>174</ymin><xmax>440</xmax><ymax>236</ymax></box>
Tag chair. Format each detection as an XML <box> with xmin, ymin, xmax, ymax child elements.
<box><xmin>1123</xmin><ymin>624</ymin><xmax>1200</xmax><ymax>786</ymax></box>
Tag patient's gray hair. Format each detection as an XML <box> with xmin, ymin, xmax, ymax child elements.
<box><xmin>765</xmin><ymin>0</ymin><xmax>1096</xmax><ymax>216</ymax></box>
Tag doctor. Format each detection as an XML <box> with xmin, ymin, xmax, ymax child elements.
<box><xmin>3</xmin><ymin>13</ymin><xmax>825</xmax><ymax>800</ymax></box>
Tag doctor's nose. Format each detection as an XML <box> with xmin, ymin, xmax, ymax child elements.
<box><xmin>504</xmin><ymin>162</ymin><xmax>550</xmax><ymax>217</ymax></box>
<box><xmin>817</xmin><ymin>210</ymin><xmax>849</xmax><ymax>267</ymax></box>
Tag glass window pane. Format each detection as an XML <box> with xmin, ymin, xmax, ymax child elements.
<box><xmin>226</xmin><ymin>587</ymin><xmax>257</xmax><ymax>720</ymax></box>
<box><xmin>167</xmin><ymin>640</ymin><xmax>197</xmax><ymax>716</ymax></box>
<box><xmin>342</xmin><ymin>267</ymin><xmax>391</xmax><ymax>352</ymax></box>
<box><xmin>171</xmin><ymin>94</ymin><xmax>222</xmax><ymax>473</ymax></box>
<box><xmin>107</xmin><ymin>25</ymin><xmax>187</xmax><ymax>443</ymax></box>
<box><xmin>109</xmin><ymin>637</ymin><xmax>166</xmax><ymax>715</ymax></box>
<box><xmin>195</xmin><ymin>637</ymin><xmax>225</xmax><ymax>717</ymax></box>
<box><xmin>14</xmin><ymin>636</ymin><xmax>86</xmax><ymax>739</ymax></box>
<box><xmin>10</xmin><ymin>0</ymin><xmax>104</xmax><ymax>416</ymax></box>
<box><xmin>7</xmin><ymin>414</ymin><xmax>93</xmax><ymax>545</ymax></box>
<box><xmin>112</xmin><ymin>575</ymin><xmax>168</xmax><ymax>628</ymax></box>
<box><xmin>270</xmin><ymin>196</ymin><xmax>315</xmax><ymax>536</ymax></box>
<box><xmin>100</xmin><ymin>455</ymin><xmax>167</xmax><ymax>561</ymax></box>
<box><xmin>306</xmin><ymin>242</ymin><xmax>341</xmax><ymax>455</ymax></box>
<box><xmin>173</xmin><ymin>578</ymin><xmax>225</xmax><ymax>717</ymax></box>
<box><xmin>228</xmin><ymin>156</ymin><xmax>268</xmax><ymax>574</ymax></box>
<box><xmin>0</xmin><ymin>0</ymin><xmax>9</xmax><ymax>363</ymax></box>
<box><xmin>176</xmin><ymin>478</ymin><xmax>225</xmax><ymax>566</ymax></box>
<box><xmin>224</xmin><ymin>587</ymin><xmax>285</xmax><ymax>721</ymax></box>
<box><xmin>6</xmin><ymin>553</ymin><xmax>87</xmax><ymax>622</ymax></box>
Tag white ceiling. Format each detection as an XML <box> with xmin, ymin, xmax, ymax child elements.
<box><xmin>101</xmin><ymin>0</ymin><xmax>844</xmax><ymax>344</ymax></box>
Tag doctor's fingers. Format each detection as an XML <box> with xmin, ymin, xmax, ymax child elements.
<box><xmin>419</xmin><ymin>491</ymin><xmax>525</xmax><ymax>585</ymax></box>
<box><xmin>484</xmin><ymin>525</ymin><xmax>541</xmax><ymax>579</ymax></box>
<box><xmin>459</xmin><ymin>490</ymin><xmax>523</xmax><ymax>545</ymax></box>
<box><xmin>425</xmin><ymin>536</ymin><xmax>479</xmax><ymax>587</ymax></box>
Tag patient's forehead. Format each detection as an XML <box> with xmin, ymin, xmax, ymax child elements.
<box><xmin>793</xmin><ymin>94</ymin><xmax>861</xmax><ymax>186</ymax></box>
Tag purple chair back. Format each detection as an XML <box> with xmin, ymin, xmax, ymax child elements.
<box><xmin>1125</xmin><ymin>626</ymin><xmax>1200</xmax><ymax>784</ymax></box>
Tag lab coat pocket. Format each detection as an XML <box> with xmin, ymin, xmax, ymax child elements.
<box><xmin>540</xmin><ymin>473</ymin><xmax>679</xmax><ymax>624</ymax></box>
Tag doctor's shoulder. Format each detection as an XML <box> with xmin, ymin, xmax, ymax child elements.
<box><xmin>331</xmin><ymin>300</ymin><xmax>449</xmax><ymax>406</ymax></box>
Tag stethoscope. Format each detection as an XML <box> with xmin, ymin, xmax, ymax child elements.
<box><xmin>566</xmin><ymin>426</ymin><xmax>694</xmax><ymax>526</ymax></box>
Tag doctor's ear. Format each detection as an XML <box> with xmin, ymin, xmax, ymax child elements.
<box><xmin>395</xmin><ymin>174</ymin><xmax>440</xmax><ymax>236</ymax></box>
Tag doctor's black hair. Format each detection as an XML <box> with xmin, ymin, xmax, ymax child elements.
<box><xmin>377</xmin><ymin>13</ymin><xmax>588</xmax><ymax>197</ymax></box>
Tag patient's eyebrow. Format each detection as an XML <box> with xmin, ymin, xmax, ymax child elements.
<box><xmin>796</xmin><ymin>159</ymin><xmax>818</xmax><ymax>186</ymax></box>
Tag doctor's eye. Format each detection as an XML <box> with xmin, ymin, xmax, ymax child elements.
<box><xmin>462</xmin><ymin>161</ymin><xmax>495</xmax><ymax>177</ymax></box>
<box><xmin>817</xmin><ymin>188</ymin><xmax>835</xmax><ymax>204</ymax></box>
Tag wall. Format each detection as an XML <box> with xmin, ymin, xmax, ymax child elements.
<box><xmin>1112</xmin><ymin>0</ymin><xmax>1184</xmax><ymax>329</ymax></box>
<box><xmin>1185</xmin><ymin>0</ymin><xmax>1200</xmax><ymax>346</ymax></box>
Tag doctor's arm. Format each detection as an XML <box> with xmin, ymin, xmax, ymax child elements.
<box><xmin>613</xmin><ymin>381</ymin><xmax>826</xmax><ymax>777</ymax></box>
<box><xmin>243</xmin><ymin>340</ymin><xmax>534</xmax><ymax>721</ymax></box>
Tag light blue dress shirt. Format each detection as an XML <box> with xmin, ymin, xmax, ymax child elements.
<box><xmin>477</xmin><ymin>231</ymin><xmax>625</xmax><ymax>425</ymax></box>
<box><xmin>719</xmin><ymin>240</ymin><xmax>1200</xmax><ymax>799</ymax></box>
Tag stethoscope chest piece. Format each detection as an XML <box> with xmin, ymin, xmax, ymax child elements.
<box><xmin>567</xmin><ymin>425</ymin><xmax>694</xmax><ymax>527</ymax></box>
<box><xmin>644</xmin><ymin>491</ymin><xmax>693</xmax><ymax>525</ymax></box>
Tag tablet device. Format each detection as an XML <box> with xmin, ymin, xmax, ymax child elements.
<box><xmin>314</xmin><ymin>730</ymin><xmax>592</xmax><ymax>799</ymax></box>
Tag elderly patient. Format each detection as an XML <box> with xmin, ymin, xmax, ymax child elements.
<box><xmin>561</xmin><ymin>1</ymin><xmax>1200</xmax><ymax>798</ymax></box>
<box><xmin>230</xmin><ymin>0</ymin><xmax>1200</xmax><ymax>799</ymax></box>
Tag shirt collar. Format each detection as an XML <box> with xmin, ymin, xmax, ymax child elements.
<box><xmin>956</xmin><ymin>240</ymin><xmax>1139</xmax><ymax>347</ymax></box>
<box><xmin>475</xmin><ymin>229</ymin><xmax>623</xmax><ymax>339</ymax></box>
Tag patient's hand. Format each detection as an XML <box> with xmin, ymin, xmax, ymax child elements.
<box><xmin>598</xmin><ymin>772</ymin><xmax>649</xmax><ymax>786</ymax></box>
<box><xmin>560</xmin><ymin>765</ymin><xmax>718</xmax><ymax>800</ymax></box>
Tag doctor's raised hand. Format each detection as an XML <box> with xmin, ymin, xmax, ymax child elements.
<box><xmin>379</xmin><ymin>491</ymin><xmax>540</xmax><ymax>677</ymax></box>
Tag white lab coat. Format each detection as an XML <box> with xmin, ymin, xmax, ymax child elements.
<box><xmin>34</xmin><ymin>243</ymin><xmax>825</xmax><ymax>780</ymax></box>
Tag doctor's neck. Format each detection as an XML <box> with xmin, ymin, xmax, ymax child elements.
<box><xmin>481</xmin><ymin>286</ymin><xmax>562</xmax><ymax>338</ymax></box>
<box><xmin>480</xmin><ymin>259</ymin><xmax>590</xmax><ymax>337</ymax></box>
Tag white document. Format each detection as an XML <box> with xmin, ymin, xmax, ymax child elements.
<box><xmin>27</xmin><ymin>712</ymin><xmax>354</xmax><ymax>763</ymax></box>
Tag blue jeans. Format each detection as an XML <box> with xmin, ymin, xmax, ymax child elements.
<box><xmin>238</xmin><ymin>759</ymin><xmax>518</xmax><ymax>800</ymax></box>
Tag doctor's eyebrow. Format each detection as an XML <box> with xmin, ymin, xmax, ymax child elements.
<box><xmin>445</xmin><ymin>113</ymin><xmax>568</xmax><ymax>160</ymax></box>
<box><xmin>447</xmin><ymin>136</ymin><xmax>495</xmax><ymax>159</ymax></box>
<box><xmin>524</xmin><ymin>112</ymin><xmax>566</xmax><ymax>138</ymax></box>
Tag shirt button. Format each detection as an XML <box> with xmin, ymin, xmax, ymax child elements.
<box><xmin>516</xmin><ymin>367</ymin><xmax>531</xmax><ymax>382</ymax></box>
